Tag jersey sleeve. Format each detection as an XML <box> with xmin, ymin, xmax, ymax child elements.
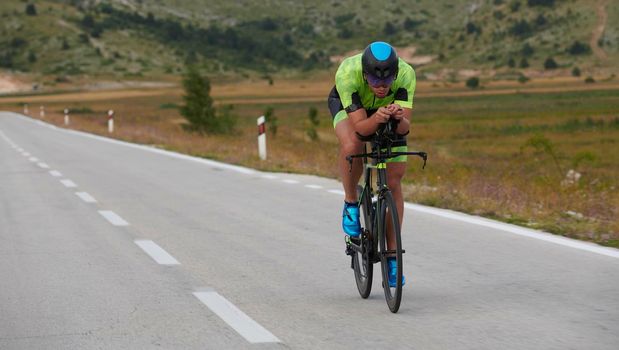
<box><xmin>334</xmin><ymin>59</ymin><xmax>360</xmax><ymax>111</ymax></box>
<box><xmin>393</xmin><ymin>64</ymin><xmax>416</xmax><ymax>109</ymax></box>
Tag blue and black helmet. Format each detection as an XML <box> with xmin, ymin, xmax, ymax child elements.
<box><xmin>361</xmin><ymin>41</ymin><xmax>399</xmax><ymax>80</ymax></box>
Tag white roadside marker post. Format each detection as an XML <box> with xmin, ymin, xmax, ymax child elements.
<box><xmin>64</xmin><ymin>108</ymin><xmax>70</xmax><ymax>126</ymax></box>
<box><xmin>40</xmin><ymin>105</ymin><xmax>45</xmax><ymax>118</ymax></box>
<box><xmin>108</xmin><ymin>110</ymin><xmax>114</xmax><ymax>133</ymax></box>
<box><xmin>257</xmin><ymin>115</ymin><xmax>267</xmax><ymax>160</ymax></box>
<box><xmin>24</xmin><ymin>103</ymin><xmax>29</xmax><ymax>115</ymax></box>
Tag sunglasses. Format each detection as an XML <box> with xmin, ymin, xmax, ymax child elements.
<box><xmin>365</xmin><ymin>74</ymin><xmax>395</xmax><ymax>87</ymax></box>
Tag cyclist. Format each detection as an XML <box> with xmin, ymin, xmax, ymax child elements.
<box><xmin>327</xmin><ymin>41</ymin><xmax>416</xmax><ymax>287</ymax></box>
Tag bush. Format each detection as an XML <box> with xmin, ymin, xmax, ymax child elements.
<box><xmin>306</xmin><ymin>107</ymin><xmax>320</xmax><ymax>141</ymax></box>
<box><xmin>567</xmin><ymin>41</ymin><xmax>591</xmax><ymax>55</ymax></box>
<box><xmin>584</xmin><ymin>76</ymin><xmax>595</xmax><ymax>83</ymax></box>
<box><xmin>528</xmin><ymin>0</ymin><xmax>555</xmax><ymax>6</ymax></box>
<box><xmin>521</xmin><ymin>43</ymin><xmax>534</xmax><ymax>56</ymax></box>
<box><xmin>25</xmin><ymin>4</ymin><xmax>36</xmax><ymax>16</ymax></box>
<box><xmin>508</xmin><ymin>57</ymin><xmax>516</xmax><ymax>68</ymax></box>
<box><xmin>519</xmin><ymin>58</ymin><xmax>530</xmax><ymax>68</ymax></box>
<box><xmin>466</xmin><ymin>22</ymin><xmax>481</xmax><ymax>35</ymax></box>
<box><xmin>544</xmin><ymin>57</ymin><xmax>558</xmax><ymax>69</ymax></box>
<box><xmin>509</xmin><ymin>20</ymin><xmax>532</xmax><ymax>37</ymax></box>
<box><xmin>466</xmin><ymin>77</ymin><xmax>480</xmax><ymax>88</ymax></box>
<box><xmin>264</xmin><ymin>106</ymin><xmax>278</xmax><ymax>136</ymax></box>
<box><xmin>572</xmin><ymin>67</ymin><xmax>581</xmax><ymax>77</ymax></box>
<box><xmin>518</xmin><ymin>74</ymin><xmax>530</xmax><ymax>83</ymax></box>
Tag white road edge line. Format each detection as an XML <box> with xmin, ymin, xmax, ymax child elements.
<box><xmin>75</xmin><ymin>192</ymin><xmax>97</xmax><ymax>203</ymax></box>
<box><xmin>49</xmin><ymin>170</ymin><xmax>63</xmax><ymax>177</ymax></box>
<box><xmin>15</xmin><ymin>114</ymin><xmax>255</xmax><ymax>175</ymax></box>
<box><xmin>60</xmin><ymin>179</ymin><xmax>77</xmax><ymax>188</ymax></box>
<box><xmin>134</xmin><ymin>240</ymin><xmax>180</xmax><ymax>265</ymax></box>
<box><xmin>193</xmin><ymin>290</ymin><xmax>280</xmax><ymax>344</ymax></box>
<box><xmin>404</xmin><ymin>203</ymin><xmax>619</xmax><ymax>259</ymax></box>
<box><xmin>98</xmin><ymin>210</ymin><xmax>129</xmax><ymax>226</ymax></box>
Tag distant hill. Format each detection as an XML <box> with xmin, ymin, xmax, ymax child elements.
<box><xmin>0</xmin><ymin>0</ymin><xmax>616</xmax><ymax>82</ymax></box>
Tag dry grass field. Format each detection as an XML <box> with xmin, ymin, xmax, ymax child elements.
<box><xmin>1</xmin><ymin>77</ymin><xmax>618</xmax><ymax>247</ymax></box>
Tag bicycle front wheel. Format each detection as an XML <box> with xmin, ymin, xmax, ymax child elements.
<box><xmin>378</xmin><ymin>190</ymin><xmax>403</xmax><ymax>313</ymax></box>
<box><xmin>352</xmin><ymin>185</ymin><xmax>373</xmax><ymax>298</ymax></box>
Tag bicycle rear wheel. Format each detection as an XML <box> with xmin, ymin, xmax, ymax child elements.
<box><xmin>378</xmin><ymin>190</ymin><xmax>403</xmax><ymax>313</ymax></box>
<box><xmin>352</xmin><ymin>185</ymin><xmax>373</xmax><ymax>298</ymax></box>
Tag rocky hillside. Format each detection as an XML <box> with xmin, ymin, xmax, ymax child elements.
<box><xmin>0</xmin><ymin>0</ymin><xmax>616</xmax><ymax>81</ymax></box>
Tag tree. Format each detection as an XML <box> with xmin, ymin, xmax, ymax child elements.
<box><xmin>264</xmin><ymin>106</ymin><xmax>278</xmax><ymax>136</ymax></box>
<box><xmin>572</xmin><ymin>67</ymin><xmax>581</xmax><ymax>77</ymax></box>
<box><xmin>507</xmin><ymin>57</ymin><xmax>516</xmax><ymax>68</ymax></box>
<box><xmin>521</xmin><ymin>42</ymin><xmax>534</xmax><ymax>56</ymax></box>
<box><xmin>25</xmin><ymin>4</ymin><xmax>37</xmax><ymax>16</ymax></box>
<box><xmin>306</xmin><ymin>107</ymin><xmax>319</xmax><ymax>141</ymax></box>
<box><xmin>466</xmin><ymin>77</ymin><xmax>480</xmax><ymax>89</ymax></box>
<box><xmin>544</xmin><ymin>57</ymin><xmax>558</xmax><ymax>69</ymax></box>
<box><xmin>180</xmin><ymin>66</ymin><xmax>219</xmax><ymax>133</ymax></box>
<box><xmin>567</xmin><ymin>41</ymin><xmax>591</xmax><ymax>55</ymax></box>
<box><xmin>520</xmin><ymin>57</ymin><xmax>530</xmax><ymax>68</ymax></box>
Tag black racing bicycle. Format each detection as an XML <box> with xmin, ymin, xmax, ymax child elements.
<box><xmin>345</xmin><ymin>122</ymin><xmax>427</xmax><ymax>313</ymax></box>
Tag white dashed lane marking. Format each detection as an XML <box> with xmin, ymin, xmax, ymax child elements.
<box><xmin>98</xmin><ymin>210</ymin><xmax>129</xmax><ymax>226</ymax></box>
<box><xmin>49</xmin><ymin>170</ymin><xmax>63</xmax><ymax>177</ymax></box>
<box><xmin>193</xmin><ymin>290</ymin><xmax>280</xmax><ymax>344</ymax></box>
<box><xmin>37</xmin><ymin>162</ymin><xmax>49</xmax><ymax>169</ymax></box>
<box><xmin>60</xmin><ymin>179</ymin><xmax>77</xmax><ymax>188</ymax></box>
<box><xmin>134</xmin><ymin>240</ymin><xmax>180</xmax><ymax>265</ymax></box>
<box><xmin>304</xmin><ymin>184</ymin><xmax>323</xmax><ymax>189</ymax></box>
<box><xmin>75</xmin><ymin>192</ymin><xmax>97</xmax><ymax>203</ymax></box>
<box><xmin>283</xmin><ymin>179</ymin><xmax>299</xmax><ymax>184</ymax></box>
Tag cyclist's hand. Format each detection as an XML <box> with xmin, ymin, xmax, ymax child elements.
<box><xmin>373</xmin><ymin>107</ymin><xmax>391</xmax><ymax>124</ymax></box>
<box><xmin>387</xmin><ymin>104</ymin><xmax>404</xmax><ymax>121</ymax></box>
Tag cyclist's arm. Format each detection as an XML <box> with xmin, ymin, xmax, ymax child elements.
<box><xmin>389</xmin><ymin>104</ymin><xmax>411</xmax><ymax>136</ymax></box>
<box><xmin>349</xmin><ymin>106</ymin><xmax>391</xmax><ymax>137</ymax></box>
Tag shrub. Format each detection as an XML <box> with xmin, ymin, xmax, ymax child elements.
<box><xmin>264</xmin><ymin>106</ymin><xmax>278</xmax><ymax>136</ymax></box>
<box><xmin>584</xmin><ymin>76</ymin><xmax>595</xmax><ymax>83</ymax></box>
<box><xmin>25</xmin><ymin>4</ymin><xmax>36</xmax><ymax>16</ymax></box>
<box><xmin>519</xmin><ymin>58</ymin><xmax>530</xmax><ymax>68</ymax></box>
<box><xmin>466</xmin><ymin>77</ymin><xmax>480</xmax><ymax>88</ymax></box>
<box><xmin>567</xmin><ymin>41</ymin><xmax>591</xmax><ymax>55</ymax></box>
<box><xmin>306</xmin><ymin>107</ymin><xmax>320</xmax><ymax>141</ymax></box>
<box><xmin>518</xmin><ymin>74</ymin><xmax>530</xmax><ymax>83</ymax></box>
<box><xmin>572</xmin><ymin>67</ymin><xmax>581</xmax><ymax>77</ymax></box>
<box><xmin>508</xmin><ymin>57</ymin><xmax>516</xmax><ymax>68</ymax></box>
<box><xmin>521</xmin><ymin>43</ymin><xmax>534</xmax><ymax>56</ymax></box>
<box><xmin>509</xmin><ymin>20</ymin><xmax>532</xmax><ymax>37</ymax></box>
<box><xmin>544</xmin><ymin>57</ymin><xmax>558</xmax><ymax>69</ymax></box>
<box><xmin>466</xmin><ymin>22</ymin><xmax>481</xmax><ymax>35</ymax></box>
<box><xmin>527</xmin><ymin>0</ymin><xmax>555</xmax><ymax>6</ymax></box>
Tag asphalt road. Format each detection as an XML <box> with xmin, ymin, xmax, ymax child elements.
<box><xmin>1</xmin><ymin>112</ymin><xmax>618</xmax><ymax>349</ymax></box>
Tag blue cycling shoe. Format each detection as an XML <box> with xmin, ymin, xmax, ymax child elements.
<box><xmin>388</xmin><ymin>258</ymin><xmax>406</xmax><ymax>287</ymax></box>
<box><xmin>342</xmin><ymin>202</ymin><xmax>361</xmax><ymax>237</ymax></box>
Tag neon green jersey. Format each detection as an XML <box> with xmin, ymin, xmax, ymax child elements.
<box><xmin>335</xmin><ymin>53</ymin><xmax>416</xmax><ymax>112</ymax></box>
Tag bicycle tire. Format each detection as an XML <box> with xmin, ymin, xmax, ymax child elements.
<box><xmin>378</xmin><ymin>190</ymin><xmax>403</xmax><ymax>313</ymax></box>
<box><xmin>352</xmin><ymin>185</ymin><xmax>373</xmax><ymax>298</ymax></box>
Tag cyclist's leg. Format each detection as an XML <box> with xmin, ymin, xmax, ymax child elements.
<box><xmin>335</xmin><ymin>117</ymin><xmax>364</xmax><ymax>203</ymax></box>
<box><xmin>386</xmin><ymin>157</ymin><xmax>406</xmax><ymax>251</ymax></box>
